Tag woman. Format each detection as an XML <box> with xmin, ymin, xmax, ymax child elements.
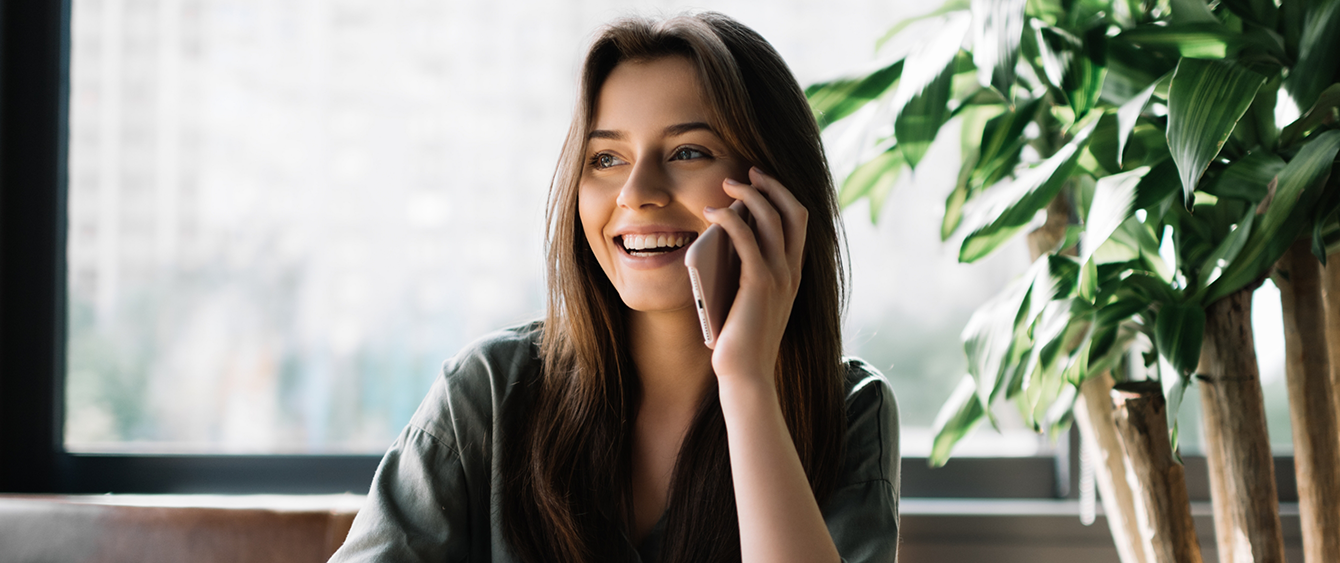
<box><xmin>330</xmin><ymin>12</ymin><xmax>899</xmax><ymax>563</ymax></box>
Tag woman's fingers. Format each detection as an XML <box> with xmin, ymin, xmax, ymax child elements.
<box><xmin>704</xmin><ymin>203</ymin><xmax>765</xmax><ymax>274</ymax></box>
<box><xmin>745</xmin><ymin>168</ymin><xmax>808</xmax><ymax>278</ymax></box>
<box><xmin>722</xmin><ymin>178</ymin><xmax>785</xmax><ymax>270</ymax></box>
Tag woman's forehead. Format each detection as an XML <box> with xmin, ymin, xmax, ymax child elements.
<box><xmin>591</xmin><ymin>56</ymin><xmax>711</xmax><ymax>133</ymax></box>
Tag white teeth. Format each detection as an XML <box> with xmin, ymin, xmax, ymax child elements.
<box><xmin>621</xmin><ymin>233</ymin><xmax>694</xmax><ymax>251</ymax></box>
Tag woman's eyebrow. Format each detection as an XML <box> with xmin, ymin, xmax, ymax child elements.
<box><xmin>663</xmin><ymin>122</ymin><xmax>714</xmax><ymax>137</ymax></box>
<box><xmin>587</xmin><ymin>122</ymin><xmax>714</xmax><ymax>141</ymax></box>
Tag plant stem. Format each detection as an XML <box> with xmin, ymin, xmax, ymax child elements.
<box><xmin>1111</xmin><ymin>380</ymin><xmax>1202</xmax><ymax>563</ymax></box>
<box><xmin>1274</xmin><ymin>239</ymin><xmax>1340</xmax><ymax>563</ymax></box>
<box><xmin>1074</xmin><ymin>371</ymin><xmax>1150</xmax><ymax>563</ymax></box>
<box><xmin>1324</xmin><ymin>254</ymin><xmax>1340</xmax><ymax>456</ymax></box>
<box><xmin>1197</xmin><ymin>288</ymin><xmax>1285</xmax><ymax>563</ymax></box>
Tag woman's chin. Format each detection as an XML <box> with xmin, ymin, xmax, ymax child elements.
<box><xmin>616</xmin><ymin>290</ymin><xmax>695</xmax><ymax>315</ymax></box>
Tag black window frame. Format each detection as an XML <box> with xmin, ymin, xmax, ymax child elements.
<box><xmin>0</xmin><ymin>0</ymin><xmax>1297</xmax><ymax>504</ymax></box>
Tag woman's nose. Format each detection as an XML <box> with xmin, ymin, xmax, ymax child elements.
<box><xmin>616</xmin><ymin>159</ymin><xmax>672</xmax><ymax>210</ymax></box>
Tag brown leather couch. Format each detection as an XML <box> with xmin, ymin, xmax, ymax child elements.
<box><xmin>0</xmin><ymin>494</ymin><xmax>359</xmax><ymax>563</ymax></box>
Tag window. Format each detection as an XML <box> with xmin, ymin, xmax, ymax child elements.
<box><xmin>0</xmin><ymin>0</ymin><xmax>1294</xmax><ymax>501</ymax></box>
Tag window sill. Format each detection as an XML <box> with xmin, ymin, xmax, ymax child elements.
<box><xmin>901</xmin><ymin>498</ymin><xmax>1303</xmax><ymax>563</ymax></box>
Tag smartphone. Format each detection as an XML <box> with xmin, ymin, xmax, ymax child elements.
<box><xmin>684</xmin><ymin>200</ymin><xmax>751</xmax><ymax>349</ymax></box>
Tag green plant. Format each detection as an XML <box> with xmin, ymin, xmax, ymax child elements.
<box><xmin>809</xmin><ymin>0</ymin><xmax>1340</xmax><ymax>559</ymax></box>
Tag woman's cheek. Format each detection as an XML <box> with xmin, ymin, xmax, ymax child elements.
<box><xmin>576</xmin><ymin>189</ymin><xmax>614</xmax><ymax>273</ymax></box>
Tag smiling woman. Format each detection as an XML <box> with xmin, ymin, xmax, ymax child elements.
<box><xmin>328</xmin><ymin>12</ymin><xmax>899</xmax><ymax>563</ymax></box>
<box><xmin>579</xmin><ymin>57</ymin><xmax>744</xmax><ymax>314</ymax></box>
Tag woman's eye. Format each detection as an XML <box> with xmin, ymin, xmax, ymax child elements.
<box><xmin>671</xmin><ymin>147</ymin><xmax>707</xmax><ymax>161</ymax></box>
<box><xmin>590</xmin><ymin>153</ymin><xmax>625</xmax><ymax>170</ymax></box>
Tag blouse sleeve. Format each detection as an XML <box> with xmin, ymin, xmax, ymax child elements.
<box><xmin>824</xmin><ymin>366</ymin><xmax>901</xmax><ymax>563</ymax></box>
<box><xmin>327</xmin><ymin>421</ymin><xmax>472</xmax><ymax>563</ymax></box>
<box><xmin>327</xmin><ymin>323</ymin><xmax>539</xmax><ymax>563</ymax></box>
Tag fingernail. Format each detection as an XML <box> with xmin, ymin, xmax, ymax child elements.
<box><xmin>724</xmin><ymin>178</ymin><xmax>743</xmax><ymax>186</ymax></box>
<box><xmin>704</xmin><ymin>206</ymin><xmax>717</xmax><ymax>213</ymax></box>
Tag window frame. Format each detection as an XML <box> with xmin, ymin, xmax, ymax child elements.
<box><xmin>0</xmin><ymin>0</ymin><xmax>1297</xmax><ymax>505</ymax></box>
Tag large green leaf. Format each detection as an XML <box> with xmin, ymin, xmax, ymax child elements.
<box><xmin>1040</xmin><ymin>382</ymin><xmax>1079</xmax><ymax>436</ymax></box>
<box><xmin>1121</xmin><ymin>269</ymin><xmax>1178</xmax><ymax>304</ymax></box>
<box><xmin>1069</xmin><ymin>27</ymin><xmax>1109</xmax><ymax>120</ymax></box>
<box><xmin>1242</xmin><ymin>70</ymin><xmax>1281</xmax><ymax>154</ymax></box>
<box><xmin>971</xmin><ymin>0</ymin><xmax>1027</xmax><ymax>101</ymax></box>
<box><xmin>1111</xmin><ymin>218</ymin><xmax>1176</xmax><ymax>282</ymax></box>
<box><xmin>1039</xmin><ymin>300</ymin><xmax>1090</xmax><ymax>379</ymax></box>
<box><xmin>1029</xmin><ymin>254</ymin><xmax>1082</xmax><ymax>322</ymax></box>
<box><xmin>896</xmin><ymin>60</ymin><xmax>955</xmax><ymax>169</ymax></box>
<box><xmin>893</xmin><ymin>12</ymin><xmax>971</xmax><ymax>120</ymax></box>
<box><xmin>1088</xmin><ymin>322</ymin><xmax>1139</xmax><ymax>382</ymax></box>
<box><xmin>1166</xmin><ymin>58</ymin><xmax>1266</xmax><ymax>205</ymax></box>
<box><xmin>1085</xmin><ymin>112</ymin><xmax>1133</xmax><ymax>175</ymax></box>
<box><xmin>1280</xmin><ymin>83</ymin><xmax>1340</xmax><ymax>149</ymax></box>
<box><xmin>1154</xmin><ymin>302</ymin><xmax>1205</xmax><ymax>376</ymax></box>
<box><xmin>1285</xmin><ymin>0</ymin><xmax>1340</xmax><ymax>111</ymax></box>
<box><xmin>943</xmin><ymin>105</ymin><xmax>1007</xmax><ymax>239</ymax></box>
<box><xmin>1022</xmin><ymin>302</ymin><xmax>1091</xmax><ymax>431</ymax></box>
<box><xmin>1313</xmin><ymin>177</ymin><xmax>1340</xmax><ymax>263</ymax></box>
<box><xmin>1207</xmin><ymin>129</ymin><xmax>1340</xmax><ymax>302</ymax></box>
<box><xmin>962</xmin><ymin>264</ymin><xmax>1036</xmax><ymax>405</ymax></box>
<box><xmin>929</xmin><ymin>375</ymin><xmax>988</xmax><ymax>466</ymax></box>
<box><xmin>1280</xmin><ymin>0</ymin><xmax>1305</xmax><ymax>60</ymax></box>
<box><xmin>959</xmin><ymin>118</ymin><xmax>1099</xmax><ymax>262</ymax></box>
<box><xmin>1116</xmin><ymin>74</ymin><xmax>1168</xmax><ymax>167</ymax></box>
<box><xmin>1162</xmin><ymin>371</ymin><xmax>1194</xmax><ymax>434</ymax></box>
<box><xmin>1132</xmin><ymin>158</ymin><xmax>1181</xmax><ymax>210</ymax></box>
<box><xmin>876</xmin><ymin>0</ymin><xmax>972</xmax><ymax>50</ymax></box>
<box><xmin>838</xmin><ymin>146</ymin><xmax>907</xmax><ymax>222</ymax></box>
<box><xmin>890</xmin><ymin>12</ymin><xmax>970</xmax><ymax>168</ymax></box>
<box><xmin>806</xmin><ymin>60</ymin><xmax>905</xmax><ymax>128</ymax></box>
<box><xmin>1196</xmin><ymin>207</ymin><xmax>1255</xmax><ymax>290</ymax></box>
<box><xmin>1030</xmin><ymin>21</ymin><xmax>1072</xmax><ymax>95</ymax></box>
<box><xmin>1219</xmin><ymin>0</ymin><xmax>1278</xmax><ymax>28</ymax></box>
<box><xmin>1170</xmin><ymin>0</ymin><xmax>1219</xmax><ymax>23</ymax></box>
<box><xmin>1020</xmin><ymin>301</ymin><xmax>1073</xmax><ymax>407</ymax></box>
<box><xmin>1103</xmin><ymin>39</ymin><xmax>1177</xmax><ymax>105</ymax></box>
<box><xmin>1316</xmin><ymin>187</ymin><xmax>1340</xmax><ymax>262</ymax></box>
<box><xmin>1117</xmin><ymin>23</ymin><xmax>1262</xmax><ymax>59</ymax></box>
<box><xmin>971</xmin><ymin>98</ymin><xmax>1042</xmax><ymax>190</ymax></box>
<box><xmin>1083</xmin><ymin>167</ymin><xmax>1152</xmax><ymax>264</ymax></box>
<box><xmin>943</xmin><ymin>178</ymin><xmax>971</xmax><ymax>240</ymax></box>
<box><xmin>1026</xmin><ymin>0</ymin><xmax>1065</xmax><ymax>26</ymax></box>
<box><xmin>1205</xmin><ymin>149</ymin><xmax>1284</xmax><ymax>202</ymax></box>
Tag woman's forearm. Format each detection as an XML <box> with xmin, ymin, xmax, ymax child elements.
<box><xmin>718</xmin><ymin>375</ymin><xmax>840</xmax><ymax>563</ymax></box>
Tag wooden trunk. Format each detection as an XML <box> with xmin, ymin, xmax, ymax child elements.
<box><xmin>1197</xmin><ymin>288</ymin><xmax>1285</xmax><ymax>563</ymax></box>
<box><xmin>1324</xmin><ymin>255</ymin><xmax>1340</xmax><ymax>447</ymax></box>
<box><xmin>1274</xmin><ymin>240</ymin><xmax>1340</xmax><ymax>563</ymax></box>
<box><xmin>1111</xmin><ymin>381</ymin><xmax>1202</xmax><ymax>563</ymax></box>
<box><xmin>1074</xmin><ymin>371</ymin><xmax>1149</xmax><ymax>563</ymax></box>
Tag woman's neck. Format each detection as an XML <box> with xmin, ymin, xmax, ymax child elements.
<box><xmin>626</xmin><ymin>307</ymin><xmax>715</xmax><ymax>542</ymax></box>
<box><xmin>627</xmin><ymin>307</ymin><xmax>714</xmax><ymax>414</ymax></box>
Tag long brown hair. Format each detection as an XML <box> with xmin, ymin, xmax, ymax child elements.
<box><xmin>501</xmin><ymin>12</ymin><xmax>849</xmax><ymax>563</ymax></box>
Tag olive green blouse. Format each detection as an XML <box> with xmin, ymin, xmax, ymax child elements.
<box><xmin>329</xmin><ymin>322</ymin><xmax>900</xmax><ymax>562</ymax></box>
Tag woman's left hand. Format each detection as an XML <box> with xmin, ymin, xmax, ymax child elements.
<box><xmin>702</xmin><ymin>166</ymin><xmax>807</xmax><ymax>389</ymax></box>
<box><xmin>705</xmin><ymin>168</ymin><xmax>839</xmax><ymax>563</ymax></box>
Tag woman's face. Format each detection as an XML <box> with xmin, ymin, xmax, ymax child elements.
<box><xmin>578</xmin><ymin>56</ymin><xmax>749</xmax><ymax>313</ymax></box>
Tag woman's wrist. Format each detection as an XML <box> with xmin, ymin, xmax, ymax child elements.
<box><xmin>716</xmin><ymin>370</ymin><xmax>780</xmax><ymax>414</ymax></box>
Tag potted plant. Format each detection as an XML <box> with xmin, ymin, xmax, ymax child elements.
<box><xmin>808</xmin><ymin>0</ymin><xmax>1340</xmax><ymax>560</ymax></box>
